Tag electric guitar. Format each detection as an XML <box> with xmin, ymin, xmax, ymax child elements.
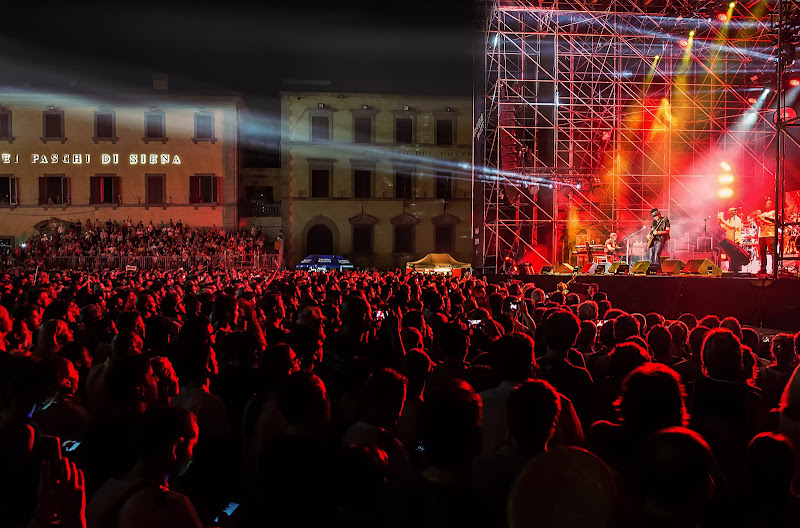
<box><xmin>646</xmin><ymin>217</ymin><xmax>667</xmax><ymax>249</ymax></box>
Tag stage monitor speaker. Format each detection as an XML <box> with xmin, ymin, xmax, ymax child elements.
<box><xmin>597</xmin><ymin>262</ymin><xmax>612</xmax><ymax>274</ymax></box>
<box><xmin>555</xmin><ymin>263</ymin><xmax>574</xmax><ymax>274</ymax></box>
<box><xmin>607</xmin><ymin>262</ymin><xmax>629</xmax><ymax>275</ymax></box>
<box><xmin>717</xmin><ymin>238</ymin><xmax>750</xmax><ymax>270</ymax></box>
<box><xmin>630</xmin><ymin>260</ymin><xmax>651</xmax><ymax>275</ymax></box>
<box><xmin>580</xmin><ymin>262</ymin><xmax>598</xmax><ymax>274</ymax></box>
<box><xmin>661</xmin><ymin>259</ymin><xmax>685</xmax><ymax>275</ymax></box>
<box><xmin>540</xmin><ymin>265</ymin><xmax>553</xmax><ymax>274</ymax></box>
<box><xmin>682</xmin><ymin>258</ymin><xmax>722</xmax><ymax>277</ymax></box>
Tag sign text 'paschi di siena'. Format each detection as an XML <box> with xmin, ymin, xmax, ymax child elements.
<box><xmin>0</xmin><ymin>153</ymin><xmax>182</xmax><ymax>165</ymax></box>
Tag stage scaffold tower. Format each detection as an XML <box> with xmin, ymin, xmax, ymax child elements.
<box><xmin>476</xmin><ymin>0</ymin><xmax>777</xmax><ymax>272</ymax></box>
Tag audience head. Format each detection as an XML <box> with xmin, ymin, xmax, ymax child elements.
<box><xmin>418</xmin><ymin>379</ymin><xmax>482</xmax><ymax>472</ymax></box>
<box><xmin>277</xmin><ymin>371</ymin><xmax>330</xmax><ymax>433</ymax></box>
<box><xmin>111</xmin><ymin>329</ymin><xmax>144</xmax><ymax>360</ymax></box>
<box><xmin>698</xmin><ymin>315</ymin><xmax>721</xmax><ymax>329</ymax></box>
<box><xmin>543</xmin><ymin>309</ymin><xmax>580</xmax><ymax>353</ymax></box>
<box><xmin>746</xmin><ymin>432</ymin><xmax>796</xmax><ymax>498</ymax></box>
<box><xmin>637</xmin><ymin>427</ymin><xmax>716</xmax><ymax>519</ymax></box>
<box><xmin>36</xmin><ymin>318</ymin><xmax>73</xmax><ymax>359</ymax></box>
<box><xmin>644</xmin><ymin>312</ymin><xmax>665</xmax><ymax>334</ymax></box>
<box><xmin>105</xmin><ymin>353</ymin><xmax>158</xmax><ymax>412</ymax></box>
<box><xmin>362</xmin><ymin>368</ymin><xmax>407</xmax><ymax>429</ymax></box>
<box><xmin>688</xmin><ymin>325</ymin><xmax>710</xmax><ymax>359</ymax></box>
<box><xmin>403</xmin><ymin>348</ymin><xmax>432</xmax><ymax>401</ymax></box>
<box><xmin>720</xmin><ymin>316</ymin><xmax>743</xmax><ymax>340</ymax></box>
<box><xmin>577</xmin><ymin>320</ymin><xmax>597</xmax><ymax>352</ymax></box>
<box><xmin>439</xmin><ymin>322</ymin><xmax>469</xmax><ymax>363</ymax></box>
<box><xmin>617</xmin><ymin>363</ymin><xmax>688</xmax><ymax>433</ymax></box>
<box><xmin>701</xmin><ymin>328</ymin><xmax>743</xmax><ymax>382</ymax></box>
<box><xmin>509</xmin><ymin>447</ymin><xmax>618</xmax><ymax>528</ymax></box>
<box><xmin>507</xmin><ymin>379</ymin><xmax>560</xmax><ymax>453</ymax></box>
<box><xmin>678</xmin><ymin>313</ymin><xmax>698</xmax><ymax>330</ymax></box>
<box><xmin>608</xmin><ymin>342</ymin><xmax>650</xmax><ymax>380</ymax></box>
<box><xmin>646</xmin><ymin>324</ymin><xmax>671</xmax><ymax>358</ymax></box>
<box><xmin>668</xmin><ymin>321</ymin><xmax>688</xmax><ymax>348</ymax></box>
<box><xmin>577</xmin><ymin>300</ymin><xmax>598</xmax><ymax>321</ymax></box>
<box><xmin>613</xmin><ymin>314</ymin><xmax>640</xmax><ymax>343</ymax></box>
<box><xmin>334</xmin><ymin>445</ymin><xmax>390</xmax><ymax>520</ymax></box>
<box><xmin>771</xmin><ymin>333</ymin><xmax>799</xmax><ymax>371</ymax></box>
<box><xmin>491</xmin><ymin>332</ymin><xmax>535</xmax><ymax>382</ymax></box>
<box><xmin>150</xmin><ymin>357</ymin><xmax>179</xmax><ymax>404</ymax></box>
<box><xmin>135</xmin><ymin>405</ymin><xmax>198</xmax><ymax>474</ymax></box>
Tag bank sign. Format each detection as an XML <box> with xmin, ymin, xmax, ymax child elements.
<box><xmin>0</xmin><ymin>153</ymin><xmax>182</xmax><ymax>165</ymax></box>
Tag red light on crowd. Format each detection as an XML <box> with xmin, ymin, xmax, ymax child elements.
<box><xmin>790</xmin><ymin>79</ymin><xmax>800</xmax><ymax>87</ymax></box>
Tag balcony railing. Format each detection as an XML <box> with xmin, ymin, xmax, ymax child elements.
<box><xmin>239</xmin><ymin>202</ymin><xmax>281</xmax><ymax>217</ymax></box>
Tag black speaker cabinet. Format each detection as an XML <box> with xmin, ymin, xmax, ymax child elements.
<box><xmin>661</xmin><ymin>259</ymin><xmax>686</xmax><ymax>275</ymax></box>
<box><xmin>630</xmin><ymin>260</ymin><xmax>651</xmax><ymax>275</ymax></box>
<box><xmin>682</xmin><ymin>258</ymin><xmax>722</xmax><ymax>277</ymax></box>
<box><xmin>607</xmin><ymin>262</ymin><xmax>629</xmax><ymax>275</ymax></box>
<box><xmin>555</xmin><ymin>263</ymin><xmax>575</xmax><ymax>274</ymax></box>
<box><xmin>718</xmin><ymin>238</ymin><xmax>750</xmax><ymax>271</ymax></box>
<box><xmin>540</xmin><ymin>265</ymin><xmax>553</xmax><ymax>274</ymax></box>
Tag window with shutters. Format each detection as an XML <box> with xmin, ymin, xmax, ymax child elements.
<box><xmin>435</xmin><ymin>171</ymin><xmax>453</xmax><ymax>200</ymax></box>
<box><xmin>352</xmin><ymin>225</ymin><xmax>373</xmax><ymax>253</ymax></box>
<box><xmin>394</xmin><ymin>117</ymin><xmax>413</xmax><ymax>144</ymax></box>
<box><xmin>145</xmin><ymin>174</ymin><xmax>166</xmax><ymax>205</ymax></box>
<box><xmin>0</xmin><ymin>175</ymin><xmax>17</xmax><ymax>205</ymax></box>
<box><xmin>435</xmin><ymin>118</ymin><xmax>454</xmax><ymax>145</ymax></box>
<box><xmin>90</xmin><ymin>175</ymin><xmax>120</xmax><ymax>204</ymax></box>
<box><xmin>434</xmin><ymin>225</ymin><xmax>454</xmax><ymax>253</ymax></box>
<box><xmin>93</xmin><ymin>111</ymin><xmax>117</xmax><ymax>143</ymax></box>
<box><xmin>39</xmin><ymin>175</ymin><xmax>69</xmax><ymax>205</ymax></box>
<box><xmin>193</xmin><ymin>112</ymin><xmax>216</xmax><ymax>143</ymax></box>
<box><xmin>353</xmin><ymin>169</ymin><xmax>372</xmax><ymax>198</ymax></box>
<box><xmin>0</xmin><ymin>111</ymin><xmax>13</xmax><ymax>143</ymax></box>
<box><xmin>394</xmin><ymin>225</ymin><xmax>414</xmax><ymax>253</ymax></box>
<box><xmin>354</xmin><ymin>116</ymin><xmax>373</xmax><ymax>144</ymax></box>
<box><xmin>395</xmin><ymin>171</ymin><xmax>413</xmax><ymax>199</ymax></box>
<box><xmin>189</xmin><ymin>174</ymin><xmax>219</xmax><ymax>204</ymax></box>
<box><xmin>41</xmin><ymin>110</ymin><xmax>66</xmax><ymax>143</ymax></box>
<box><xmin>143</xmin><ymin>112</ymin><xmax>167</xmax><ymax>143</ymax></box>
<box><xmin>311</xmin><ymin>116</ymin><xmax>330</xmax><ymax>142</ymax></box>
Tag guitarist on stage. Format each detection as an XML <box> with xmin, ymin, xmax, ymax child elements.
<box><xmin>647</xmin><ymin>208</ymin><xmax>670</xmax><ymax>266</ymax></box>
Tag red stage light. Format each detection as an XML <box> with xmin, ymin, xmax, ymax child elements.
<box><xmin>748</xmin><ymin>97</ymin><xmax>757</xmax><ymax>104</ymax></box>
<box><xmin>679</xmin><ymin>39</ymin><xmax>689</xmax><ymax>48</ymax></box>
<box><xmin>717</xmin><ymin>13</ymin><xmax>728</xmax><ymax>22</ymax></box>
<box><xmin>790</xmin><ymin>79</ymin><xmax>800</xmax><ymax>87</ymax></box>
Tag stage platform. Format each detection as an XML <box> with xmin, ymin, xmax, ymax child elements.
<box><xmin>484</xmin><ymin>273</ymin><xmax>800</xmax><ymax>333</ymax></box>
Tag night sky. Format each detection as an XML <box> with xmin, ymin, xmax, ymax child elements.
<box><xmin>1</xmin><ymin>0</ymin><xmax>480</xmax><ymax>106</ymax></box>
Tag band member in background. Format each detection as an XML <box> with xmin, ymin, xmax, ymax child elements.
<box><xmin>648</xmin><ymin>208</ymin><xmax>670</xmax><ymax>265</ymax></box>
<box><xmin>717</xmin><ymin>207</ymin><xmax>742</xmax><ymax>244</ymax></box>
<box><xmin>755</xmin><ymin>198</ymin><xmax>776</xmax><ymax>275</ymax></box>
<box><xmin>605</xmin><ymin>232</ymin><xmax>620</xmax><ymax>259</ymax></box>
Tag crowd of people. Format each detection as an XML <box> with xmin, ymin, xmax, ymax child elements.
<box><xmin>0</xmin><ymin>265</ymin><xmax>799</xmax><ymax>528</ymax></box>
<box><xmin>10</xmin><ymin>219</ymin><xmax>273</xmax><ymax>261</ymax></box>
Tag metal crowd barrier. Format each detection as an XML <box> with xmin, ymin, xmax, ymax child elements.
<box><xmin>36</xmin><ymin>253</ymin><xmax>280</xmax><ymax>271</ymax></box>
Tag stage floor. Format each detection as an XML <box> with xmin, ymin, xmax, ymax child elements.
<box><xmin>485</xmin><ymin>273</ymin><xmax>800</xmax><ymax>333</ymax></box>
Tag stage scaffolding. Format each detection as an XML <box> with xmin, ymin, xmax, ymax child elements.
<box><xmin>476</xmin><ymin>0</ymin><xmax>778</xmax><ymax>272</ymax></box>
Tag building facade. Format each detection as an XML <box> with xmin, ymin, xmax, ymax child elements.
<box><xmin>0</xmin><ymin>91</ymin><xmax>241</xmax><ymax>243</ymax></box>
<box><xmin>280</xmin><ymin>91</ymin><xmax>473</xmax><ymax>269</ymax></box>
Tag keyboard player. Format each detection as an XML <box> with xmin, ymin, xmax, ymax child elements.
<box><xmin>605</xmin><ymin>232</ymin><xmax>620</xmax><ymax>260</ymax></box>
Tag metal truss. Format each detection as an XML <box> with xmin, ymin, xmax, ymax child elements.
<box><xmin>478</xmin><ymin>0</ymin><xmax>777</xmax><ymax>272</ymax></box>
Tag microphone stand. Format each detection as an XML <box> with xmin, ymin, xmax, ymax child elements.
<box><xmin>625</xmin><ymin>226</ymin><xmax>649</xmax><ymax>264</ymax></box>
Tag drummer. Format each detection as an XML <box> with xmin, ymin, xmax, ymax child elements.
<box><xmin>717</xmin><ymin>207</ymin><xmax>742</xmax><ymax>244</ymax></box>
